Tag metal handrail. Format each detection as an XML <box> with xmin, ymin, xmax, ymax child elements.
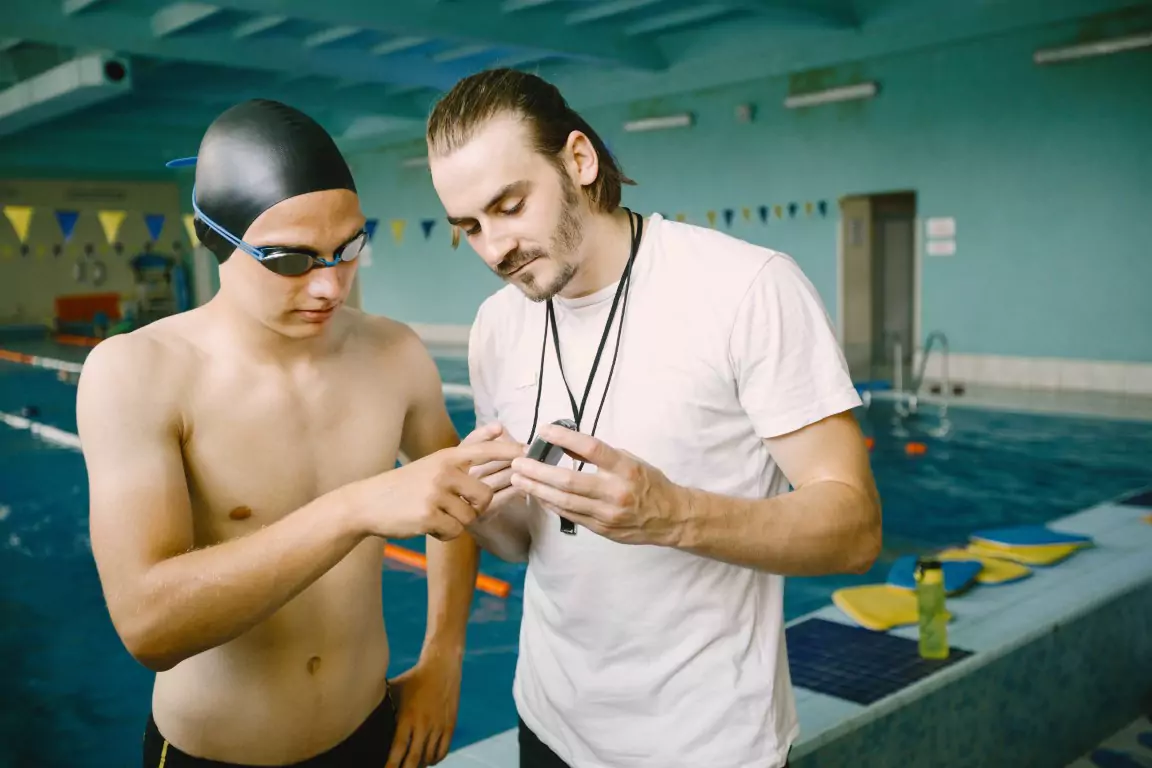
<box><xmin>893</xmin><ymin>331</ymin><xmax>950</xmax><ymax>422</ymax></box>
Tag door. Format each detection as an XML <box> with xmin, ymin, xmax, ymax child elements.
<box><xmin>839</xmin><ymin>191</ymin><xmax>917</xmax><ymax>386</ymax></box>
<box><xmin>871</xmin><ymin>193</ymin><xmax>916</xmax><ymax>386</ymax></box>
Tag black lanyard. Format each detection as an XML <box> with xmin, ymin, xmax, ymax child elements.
<box><xmin>527</xmin><ymin>208</ymin><xmax>642</xmax><ymax>459</ymax></box>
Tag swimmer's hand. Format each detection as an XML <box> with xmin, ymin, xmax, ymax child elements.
<box><xmin>458</xmin><ymin>422</ymin><xmax>533</xmax><ymax>563</ymax></box>
<box><xmin>386</xmin><ymin>653</ymin><xmax>462</xmax><ymax>768</ymax></box>
<box><xmin>347</xmin><ymin>439</ymin><xmax>525</xmax><ymax>541</ymax></box>
<box><xmin>463</xmin><ymin>422</ymin><xmax>525</xmax><ymax>508</ymax></box>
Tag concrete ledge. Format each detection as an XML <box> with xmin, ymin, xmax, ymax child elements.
<box><xmin>790</xmin><ymin>498</ymin><xmax>1152</xmax><ymax>767</ymax></box>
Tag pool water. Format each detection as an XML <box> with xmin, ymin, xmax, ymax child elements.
<box><xmin>2</xmin><ymin>348</ymin><xmax>1151</xmax><ymax>766</ymax></box>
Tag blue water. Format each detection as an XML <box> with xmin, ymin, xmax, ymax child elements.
<box><xmin>2</xmin><ymin>347</ymin><xmax>1151</xmax><ymax>766</ymax></box>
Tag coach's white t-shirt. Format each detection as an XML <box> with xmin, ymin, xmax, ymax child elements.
<box><xmin>467</xmin><ymin>214</ymin><xmax>861</xmax><ymax>768</ymax></box>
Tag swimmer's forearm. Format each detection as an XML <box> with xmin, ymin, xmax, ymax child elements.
<box><xmin>123</xmin><ymin>489</ymin><xmax>366</xmax><ymax>671</ymax></box>
<box><xmin>421</xmin><ymin>533</ymin><xmax>477</xmax><ymax>660</ymax></box>
<box><xmin>674</xmin><ymin>481</ymin><xmax>881</xmax><ymax>576</ymax></box>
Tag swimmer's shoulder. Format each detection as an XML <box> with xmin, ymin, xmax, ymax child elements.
<box><xmin>78</xmin><ymin>312</ymin><xmax>206</xmax><ymax>421</ymax></box>
<box><xmin>339</xmin><ymin>308</ymin><xmax>439</xmax><ymax>376</ymax></box>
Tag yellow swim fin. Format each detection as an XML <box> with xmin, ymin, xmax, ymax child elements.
<box><xmin>936</xmin><ymin>547</ymin><xmax>1033</xmax><ymax>585</ymax></box>
<box><xmin>832</xmin><ymin>584</ymin><xmax>952</xmax><ymax>632</ymax></box>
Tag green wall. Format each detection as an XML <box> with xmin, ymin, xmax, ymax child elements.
<box><xmin>348</xmin><ymin>15</ymin><xmax>1152</xmax><ymax>363</ymax></box>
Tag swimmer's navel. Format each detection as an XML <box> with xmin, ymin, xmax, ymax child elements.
<box><xmin>229</xmin><ymin>506</ymin><xmax>253</xmax><ymax>521</ymax></box>
<box><xmin>307</xmin><ymin>656</ymin><xmax>322</xmax><ymax>675</ymax></box>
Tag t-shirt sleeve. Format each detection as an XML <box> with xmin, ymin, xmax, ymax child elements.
<box><xmin>729</xmin><ymin>254</ymin><xmax>862</xmax><ymax>438</ymax></box>
<box><xmin>468</xmin><ymin>301</ymin><xmax>499</xmax><ymax>430</ymax></box>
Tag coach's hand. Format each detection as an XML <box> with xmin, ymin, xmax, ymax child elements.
<box><xmin>508</xmin><ymin>422</ymin><xmax>687</xmax><ymax>547</ymax></box>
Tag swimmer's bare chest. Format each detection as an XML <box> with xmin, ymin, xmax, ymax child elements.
<box><xmin>181</xmin><ymin>349</ymin><xmax>406</xmax><ymax>655</ymax></box>
<box><xmin>148</xmin><ymin>326</ymin><xmax>418</xmax><ymax>762</ymax></box>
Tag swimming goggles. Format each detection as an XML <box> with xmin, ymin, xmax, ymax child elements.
<box><xmin>167</xmin><ymin>157</ymin><xmax>366</xmax><ymax>277</ymax></box>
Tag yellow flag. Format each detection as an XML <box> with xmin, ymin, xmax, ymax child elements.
<box><xmin>774</xmin><ymin>205</ymin><xmax>783</xmax><ymax>219</ymax></box>
<box><xmin>391</xmin><ymin>219</ymin><xmax>406</xmax><ymax>244</ymax></box>
<box><xmin>805</xmin><ymin>201</ymin><xmax>814</xmax><ymax>216</ymax></box>
<box><xmin>183</xmin><ymin>214</ymin><xmax>198</xmax><ymax>246</ymax></box>
<box><xmin>3</xmin><ymin>205</ymin><xmax>34</xmax><ymax>243</ymax></box>
<box><xmin>98</xmin><ymin>210</ymin><xmax>127</xmax><ymax>245</ymax></box>
<box><xmin>706</xmin><ymin>210</ymin><xmax>717</xmax><ymax>227</ymax></box>
<box><xmin>742</xmin><ymin>207</ymin><xmax>751</xmax><ymax>222</ymax></box>
<box><xmin>674</xmin><ymin>213</ymin><xmax>687</xmax><ymax>223</ymax></box>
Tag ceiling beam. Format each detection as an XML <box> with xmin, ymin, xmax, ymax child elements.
<box><xmin>303</xmin><ymin>25</ymin><xmax>363</xmax><ymax>48</ymax></box>
<box><xmin>152</xmin><ymin>3</ymin><xmax>223</xmax><ymax>37</ymax></box>
<box><xmin>736</xmin><ymin>0</ymin><xmax>859</xmax><ymax>29</ymax></box>
<box><xmin>566</xmin><ymin>0</ymin><xmax>665</xmax><ymax>26</ymax></box>
<box><xmin>626</xmin><ymin>4</ymin><xmax>736</xmax><ymax>36</ymax></box>
<box><xmin>195</xmin><ymin>0</ymin><xmax>667</xmax><ymax>71</ymax></box>
<box><xmin>62</xmin><ymin>0</ymin><xmax>106</xmax><ymax>15</ymax></box>
<box><xmin>232</xmin><ymin>14</ymin><xmax>288</xmax><ymax>39</ymax></box>
<box><xmin>2</xmin><ymin>0</ymin><xmax>468</xmax><ymax>94</ymax></box>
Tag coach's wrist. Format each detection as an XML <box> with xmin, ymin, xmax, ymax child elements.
<box><xmin>665</xmin><ymin>483</ymin><xmax>702</xmax><ymax>551</ymax></box>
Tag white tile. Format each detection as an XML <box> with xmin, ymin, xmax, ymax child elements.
<box><xmin>1124</xmin><ymin>362</ymin><xmax>1152</xmax><ymax>396</ymax></box>
<box><xmin>1028</xmin><ymin>357</ymin><xmax>1061</xmax><ymax>390</ymax></box>
<box><xmin>994</xmin><ymin>356</ymin><xmax>1033</xmax><ymax>388</ymax></box>
<box><xmin>1058</xmin><ymin>360</ymin><xmax>1107</xmax><ymax>392</ymax></box>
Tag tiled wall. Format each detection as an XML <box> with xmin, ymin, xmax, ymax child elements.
<box><xmin>917</xmin><ymin>352</ymin><xmax>1152</xmax><ymax>396</ymax></box>
<box><xmin>791</xmin><ymin>580</ymin><xmax>1152</xmax><ymax>768</ymax></box>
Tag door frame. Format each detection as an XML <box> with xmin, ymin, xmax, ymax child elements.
<box><xmin>836</xmin><ymin>192</ymin><xmax>922</xmax><ymax>372</ymax></box>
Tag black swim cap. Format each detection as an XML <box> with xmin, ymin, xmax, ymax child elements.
<box><xmin>192</xmin><ymin>99</ymin><xmax>357</xmax><ymax>262</ymax></box>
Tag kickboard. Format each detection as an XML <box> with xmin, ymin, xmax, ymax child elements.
<box><xmin>966</xmin><ymin>540</ymin><xmax>1081</xmax><ymax>567</ymax></box>
<box><xmin>936</xmin><ymin>547</ymin><xmax>1032</xmax><ymax>585</ymax></box>
<box><xmin>970</xmin><ymin>525</ymin><xmax>1093</xmax><ymax>548</ymax></box>
<box><xmin>886</xmin><ymin>555</ymin><xmax>983</xmax><ymax>595</ymax></box>
<box><xmin>831</xmin><ymin>584</ymin><xmax>952</xmax><ymax>632</ymax></box>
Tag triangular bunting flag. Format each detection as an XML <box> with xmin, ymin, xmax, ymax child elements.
<box><xmin>788</xmin><ymin>203</ymin><xmax>798</xmax><ymax>219</ymax></box>
<box><xmin>675</xmin><ymin>213</ymin><xmax>687</xmax><ymax>223</ymax></box>
<box><xmin>55</xmin><ymin>210</ymin><xmax>80</xmax><ymax>242</ymax></box>
<box><xmin>3</xmin><ymin>205</ymin><xmax>34</xmax><ymax>243</ymax></box>
<box><xmin>723</xmin><ymin>209</ymin><xmax>735</xmax><ymax>228</ymax></box>
<box><xmin>706</xmin><ymin>210</ymin><xmax>717</xmax><ymax>227</ymax></box>
<box><xmin>758</xmin><ymin>206</ymin><xmax>769</xmax><ymax>224</ymax></box>
<box><xmin>144</xmin><ymin>213</ymin><xmax>166</xmax><ymax>242</ymax></box>
<box><xmin>364</xmin><ymin>218</ymin><xmax>379</xmax><ymax>241</ymax></box>
<box><xmin>421</xmin><ymin>219</ymin><xmax>436</xmax><ymax>240</ymax></box>
<box><xmin>183</xmin><ymin>214</ymin><xmax>198</xmax><ymax>246</ymax></box>
<box><xmin>805</xmin><ymin>201</ymin><xmax>813</xmax><ymax>216</ymax></box>
<box><xmin>98</xmin><ymin>210</ymin><xmax>126</xmax><ymax>245</ymax></box>
<box><xmin>818</xmin><ymin>200</ymin><xmax>828</xmax><ymax>217</ymax></box>
<box><xmin>742</xmin><ymin>207</ymin><xmax>751</xmax><ymax>222</ymax></box>
<box><xmin>774</xmin><ymin>205</ymin><xmax>783</xmax><ymax>219</ymax></box>
<box><xmin>391</xmin><ymin>219</ymin><xmax>406</xmax><ymax>244</ymax></box>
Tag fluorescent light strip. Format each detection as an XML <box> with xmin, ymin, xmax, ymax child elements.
<box><xmin>622</xmin><ymin>113</ymin><xmax>693</xmax><ymax>132</ymax></box>
<box><xmin>784</xmin><ymin>82</ymin><xmax>877</xmax><ymax>109</ymax></box>
<box><xmin>1033</xmin><ymin>31</ymin><xmax>1152</xmax><ymax>64</ymax></box>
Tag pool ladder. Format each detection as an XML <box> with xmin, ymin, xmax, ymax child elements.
<box><xmin>894</xmin><ymin>331</ymin><xmax>952</xmax><ymax>436</ymax></box>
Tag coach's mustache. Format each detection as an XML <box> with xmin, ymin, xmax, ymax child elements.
<box><xmin>496</xmin><ymin>249</ymin><xmax>547</xmax><ymax>277</ymax></box>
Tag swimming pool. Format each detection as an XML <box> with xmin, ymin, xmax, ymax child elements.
<box><xmin>2</xmin><ymin>342</ymin><xmax>1151</xmax><ymax>766</ymax></box>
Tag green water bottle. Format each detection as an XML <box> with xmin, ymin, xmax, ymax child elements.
<box><xmin>915</xmin><ymin>558</ymin><xmax>949</xmax><ymax>659</ymax></box>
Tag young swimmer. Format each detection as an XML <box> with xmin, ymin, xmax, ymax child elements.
<box><xmin>75</xmin><ymin>99</ymin><xmax>523</xmax><ymax>768</ymax></box>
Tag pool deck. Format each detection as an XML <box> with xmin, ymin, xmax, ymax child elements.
<box><xmin>438</xmin><ymin>488</ymin><xmax>1152</xmax><ymax>767</ymax></box>
<box><xmin>4</xmin><ymin>342</ymin><xmax>1152</xmax><ymax>767</ymax></box>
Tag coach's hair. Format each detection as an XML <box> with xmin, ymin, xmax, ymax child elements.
<box><xmin>426</xmin><ymin>68</ymin><xmax>635</xmax><ymax>213</ymax></box>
